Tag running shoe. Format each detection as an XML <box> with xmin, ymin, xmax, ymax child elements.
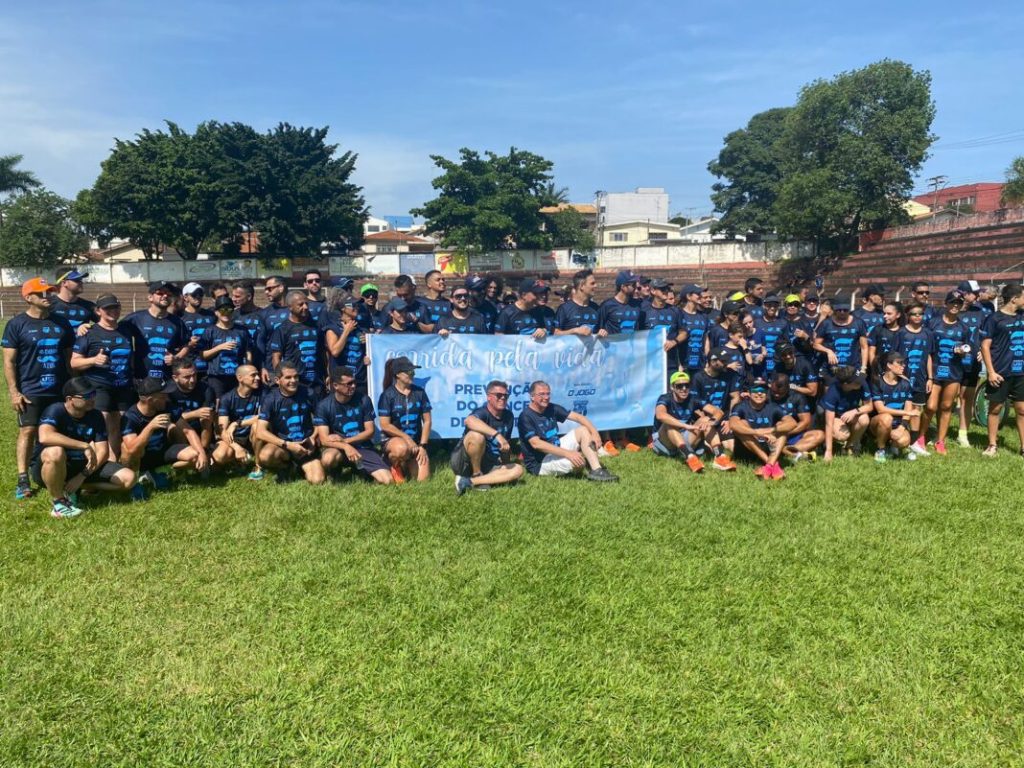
<box><xmin>247</xmin><ymin>468</ymin><xmax>265</xmax><ymax>481</ymax></box>
<box><xmin>934</xmin><ymin>440</ymin><xmax>947</xmax><ymax>456</ymax></box>
<box><xmin>602</xmin><ymin>441</ymin><xmax>620</xmax><ymax>457</ymax></box>
<box><xmin>982</xmin><ymin>444</ymin><xmax>998</xmax><ymax>458</ymax></box>
<box><xmin>130</xmin><ymin>483</ymin><xmax>148</xmax><ymax>502</ymax></box>
<box><xmin>685</xmin><ymin>454</ymin><xmax>704</xmax><ymax>473</ymax></box>
<box><xmin>875</xmin><ymin>449</ymin><xmax>887</xmax><ymax>463</ymax></box>
<box><xmin>754</xmin><ymin>464</ymin><xmax>768</xmax><ymax>479</ymax></box>
<box><xmin>905</xmin><ymin>450</ymin><xmax>917</xmax><ymax>462</ymax></box>
<box><xmin>455</xmin><ymin>475</ymin><xmax>472</xmax><ymax>496</ymax></box>
<box><xmin>622</xmin><ymin>442</ymin><xmax>642</xmax><ymax>453</ymax></box>
<box><xmin>587</xmin><ymin>467</ymin><xmax>619</xmax><ymax>482</ymax></box>
<box><xmin>769</xmin><ymin>462</ymin><xmax>786</xmax><ymax>480</ymax></box>
<box><xmin>957</xmin><ymin>432</ymin><xmax>970</xmax><ymax>448</ymax></box>
<box><xmin>712</xmin><ymin>454</ymin><xmax>737</xmax><ymax>471</ymax></box>
<box><xmin>15</xmin><ymin>480</ymin><xmax>33</xmax><ymax>500</ymax></box>
<box><xmin>50</xmin><ymin>498</ymin><xmax>83</xmax><ymax>519</ymax></box>
<box><xmin>151</xmin><ymin>471</ymin><xmax>171</xmax><ymax>490</ymax></box>
<box><xmin>909</xmin><ymin>438</ymin><xmax>930</xmax><ymax>457</ymax></box>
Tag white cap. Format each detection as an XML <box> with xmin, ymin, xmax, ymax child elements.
<box><xmin>182</xmin><ymin>282</ymin><xmax>203</xmax><ymax>296</ymax></box>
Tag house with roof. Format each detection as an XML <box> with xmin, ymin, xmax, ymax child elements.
<box><xmin>360</xmin><ymin>230</ymin><xmax>434</xmax><ymax>255</ymax></box>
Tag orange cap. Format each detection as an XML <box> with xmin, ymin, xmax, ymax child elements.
<box><xmin>21</xmin><ymin>277</ymin><xmax>57</xmax><ymax>299</ymax></box>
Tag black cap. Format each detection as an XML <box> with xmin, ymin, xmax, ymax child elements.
<box><xmin>945</xmin><ymin>289</ymin><xmax>966</xmax><ymax>304</ymax></box>
<box><xmin>465</xmin><ymin>275</ymin><xmax>487</xmax><ymax>292</ymax></box>
<box><xmin>95</xmin><ymin>294</ymin><xmax>121</xmax><ymax>309</ymax></box>
<box><xmin>336</xmin><ymin>277</ymin><xmax>354</xmax><ymax>291</ymax></box>
<box><xmin>957</xmin><ymin>280</ymin><xmax>981</xmax><ymax>293</ymax></box>
<box><xmin>62</xmin><ymin>377</ymin><xmax>97</xmax><ymax>399</ymax></box>
<box><xmin>519</xmin><ymin>278</ymin><xmax>549</xmax><ymax>295</ymax></box>
<box><xmin>650</xmin><ymin>278</ymin><xmax>673</xmax><ymax>290</ymax></box>
<box><xmin>137</xmin><ymin>377</ymin><xmax>166</xmax><ymax>397</ymax></box>
<box><xmin>708</xmin><ymin>346</ymin><xmax>729</xmax><ymax>362</ymax></box>
<box><xmin>214</xmin><ymin>295</ymin><xmax>234</xmax><ymax>312</ymax></box>
<box><xmin>391</xmin><ymin>356</ymin><xmax>420</xmax><ymax>375</ymax></box>
<box><xmin>148</xmin><ymin>280</ymin><xmax>177</xmax><ymax>294</ymax></box>
<box><xmin>763</xmin><ymin>294</ymin><xmax>782</xmax><ymax>304</ymax></box>
<box><xmin>721</xmin><ymin>300</ymin><xmax>744</xmax><ymax>314</ymax></box>
<box><xmin>747</xmin><ymin>377</ymin><xmax>769</xmax><ymax>390</ymax></box>
<box><xmin>805</xmin><ymin>293</ymin><xmax>819</xmax><ymax>302</ymax></box>
<box><xmin>864</xmin><ymin>283</ymin><xmax>886</xmax><ymax>297</ymax></box>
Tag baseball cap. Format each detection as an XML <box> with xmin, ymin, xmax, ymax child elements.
<box><xmin>182</xmin><ymin>282</ymin><xmax>204</xmax><ymax>296</ymax></box>
<box><xmin>519</xmin><ymin>278</ymin><xmax>549</xmax><ymax>295</ymax></box>
<box><xmin>945</xmin><ymin>289</ymin><xmax>965</xmax><ymax>304</ymax></box>
<box><xmin>214</xmin><ymin>295</ymin><xmax>234</xmax><ymax>312</ymax></box>
<box><xmin>669</xmin><ymin>371</ymin><xmax>691</xmax><ymax>386</ymax></box>
<box><xmin>709</xmin><ymin>346</ymin><xmax>729</xmax><ymax>362</ymax></box>
<box><xmin>763</xmin><ymin>294</ymin><xmax>781</xmax><ymax>304</ymax></box>
<box><xmin>784</xmin><ymin>294</ymin><xmax>802</xmax><ymax>305</ymax></box>
<box><xmin>148</xmin><ymin>280</ymin><xmax>177</xmax><ymax>294</ymax></box>
<box><xmin>681</xmin><ymin>283</ymin><xmax>703</xmax><ymax>297</ymax></box>
<box><xmin>864</xmin><ymin>283</ymin><xmax>886</xmax><ymax>297</ymax></box>
<box><xmin>747</xmin><ymin>377</ymin><xmax>769</xmax><ymax>392</ymax></box>
<box><xmin>721</xmin><ymin>299</ymin><xmax>744</xmax><ymax>315</ymax></box>
<box><xmin>391</xmin><ymin>356</ymin><xmax>420</xmax><ymax>375</ymax></box>
<box><xmin>63</xmin><ymin>377</ymin><xmax>96</xmax><ymax>399</ymax></box>
<box><xmin>805</xmin><ymin>293</ymin><xmax>820</xmax><ymax>302</ymax></box>
<box><xmin>650</xmin><ymin>278</ymin><xmax>673</xmax><ymax>290</ymax></box>
<box><xmin>136</xmin><ymin>377</ymin><xmax>166</xmax><ymax>397</ymax></box>
<box><xmin>465</xmin><ymin>275</ymin><xmax>487</xmax><ymax>292</ymax></box>
<box><xmin>728</xmin><ymin>291</ymin><xmax>747</xmax><ymax>302</ymax></box>
<box><xmin>55</xmin><ymin>268</ymin><xmax>88</xmax><ymax>283</ymax></box>
<box><xmin>615</xmin><ymin>270</ymin><xmax>640</xmax><ymax>288</ymax></box>
<box><xmin>360</xmin><ymin>283</ymin><xmax>379</xmax><ymax>296</ymax></box>
<box><xmin>638</xmin><ymin>275</ymin><xmax>651</xmax><ymax>286</ymax></box>
<box><xmin>336</xmin><ymin>277</ymin><xmax>355</xmax><ymax>291</ymax></box>
<box><xmin>387</xmin><ymin>297</ymin><xmax>409</xmax><ymax>312</ymax></box>
<box><xmin>21</xmin><ymin>277</ymin><xmax>57</xmax><ymax>298</ymax></box>
<box><xmin>95</xmin><ymin>294</ymin><xmax>121</xmax><ymax>309</ymax></box>
<box><xmin>957</xmin><ymin>280</ymin><xmax>981</xmax><ymax>293</ymax></box>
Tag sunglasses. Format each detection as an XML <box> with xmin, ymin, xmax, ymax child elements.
<box><xmin>908</xmin><ymin>312</ymin><xmax>924</xmax><ymax>317</ymax></box>
<box><xmin>915</xmin><ymin>290</ymin><xmax>930</xmax><ymax>295</ymax></box>
<box><xmin>489</xmin><ymin>392</ymin><xmax>509</xmax><ymax>399</ymax></box>
<box><xmin>750</xmin><ymin>388</ymin><xmax>768</xmax><ymax>394</ymax></box>
<box><xmin>672</xmin><ymin>383</ymin><xmax>689</xmax><ymax>390</ymax></box>
<box><xmin>305</xmin><ymin>278</ymin><xmax>321</xmax><ymax>283</ymax></box>
<box><xmin>452</xmin><ymin>293</ymin><xmax>469</xmax><ymax>300</ymax></box>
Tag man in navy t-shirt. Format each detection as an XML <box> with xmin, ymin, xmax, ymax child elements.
<box><xmin>980</xmin><ymin>283</ymin><xmax>1024</xmax><ymax>456</ymax></box>
<box><xmin>451</xmin><ymin>379</ymin><xmax>525</xmax><ymax>494</ymax></box>
<box><xmin>597</xmin><ymin>271</ymin><xmax>643</xmax><ymax>335</ymax></box>
<box><xmin>437</xmin><ymin>288</ymin><xmax>489</xmax><ymax>335</ymax></box>
<box><xmin>121</xmin><ymin>281</ymin><xmax>189</xmax><ymax>381</ymax></box>
<box><xmin>554</xmin><ymin>270</ymin><xmax>604</xmax><ymax>338</ymax></box>
<box><xmin>821</xmin><ymin>366</ymin><xmax>873</xmax><ymax>461</ymax></box>
<box><xmin>315</xmin><ymin>366</ymin><xmax>391</xmax><ymax>485</ymax></box>
<box><xmin>255</xmin><ymin>361</ymin><xmax>326</xmax><ymax>484</ymax></box>
<box><xmin>651</xmin><ymin>371</ymin><xmax>712</xmax><ymax>472</ymax></box>
<box><xmin>3</xmin><ymin>277</ymin><xmax>75</xmax><ymax>500</ymax></box>
<box><xmin>814</xmin><ymin>305</ymin><xmax>868</xmax><ymax>374</ymax></box>
<box><xmin>31</xmin><ymin>377</ymin><xmax>136</xmax><ymax>517</ymax></box>
<box><xmin>729</xmin><ymin>377</ymin><xmax>797</xmax><ymax>479</ymax></box>
<box><xmin>212</xmin><ymin>365</ymin><xmax>264</xmax><ymax>477</ymax></box>
<box><xmin>768</xmin><ymin>372</ymin><xmax>824</xmax><ymax>461</ymax></box>
<box><xmin>50</xmin><ymin>268</ymin><xmax>97</xmax><ymax>333</ymax></box>
<box><xmin>516</xmin><ymin>380</ymin><xmax>617</xmax><ymax>481</ymax></box>
<box><xmin>268</xmin><ymin>291</ymin><xmax>327</xmax><ymax>396</ymax></box>
<box><xmin>121</xmin><ymin>377</ymin><xmax>205</xmax><ymax>487</ymax></box>
<box><xmin>496</xmin><ymin>279</ymin><xmax>549</xmax><ymax>337</ymax></box>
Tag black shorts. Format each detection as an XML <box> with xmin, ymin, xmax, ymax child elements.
<box><xmin>17</xmin><ymin>395</ymin><xmax>60</xmax><ymax>428</ymax></box>
<box><xmin>31</xmin><ymin>458</ymin><xmax>123</xmax><ymax>486</ymax></box>
<box><xmin>449</xmin><ymin>441</ymin><xmax>499</xmax><ymax>477</ymax></box>
<box><xmin>911</xmin><ymin>388</ymin><xmax>928</xmax><ymax>406</ymax></box>
<box><xmin>962</xmin><ymin>368</ymin><xmax>980</xmax><ymax>388</ymax></box>
<box><xmin>140</xmin><ymin>444</ymin><xmax>190</xmax><ymax>472</ymax></box>
<box><xmin>351</xmin><ymin>446</ymin><xmax>389</xmax><ymax>477</ymax></box>
<box><xmin>985</xmin><ymin>375</ymin><xmax>1024</xmax><ymax>405</ymax></box>
<box><xmin>207</xmin><ymin>375</ymin><xmax>236</xmax><ymax>400</ymax></box>
<box><xmin>93</xmin><ymin>386</ymin><xmax>136</xmax><ymax>413</ymax></box>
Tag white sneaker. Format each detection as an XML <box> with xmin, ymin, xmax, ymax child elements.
<box><xmin>982</xmin><ymin>445</ymin><xmax>998</xmax><ymax>458</ymax></box>
<box><xmin>597</xmin><ymin>446</ymin><xmax>611</xmax><ymax>458</ymax></box>
<box><xmin>790</xmin><ymin>451</ymin><xmax>804</xmax><ymax>463</ymax></box>
<box><xmin>957</xmin><ymin>432</ymin><xmax>970</xmax><ymax>448</ymax></box>
<box><xmin>905</xmin><ymin>450</ymin><xmax>917</xmax><ymax>461</ymax></box>
<box><xmin>909</xmin><ymin>441</ymin><xmax>930</xmax><ymax>457</ymax></box>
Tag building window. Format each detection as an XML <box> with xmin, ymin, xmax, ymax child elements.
<box><xmin>610</xmin><ymin>232</ymin><xmax>628</xmax><ymax>242</ymax></box>
<box><xmin>648</xmin><ymin>232</ymin><xmax>668</xmax><ymax>241</ymax></box>
<box><xmin>377</xmin><ymin>244</ymin><xmax>397</xmax><ymax>254</ymax></box>
<box><xmin>367</xmin><ymin>225</ymin><xmax>381</xmax><ymax>233</ymax></box>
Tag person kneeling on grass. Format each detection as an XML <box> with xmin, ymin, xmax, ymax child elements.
<box><xmin>517</xmin><ymin>380</ymin><xmax>618</xmax><ymax>482</ymax></box>
<box><xmin>869</xmin><ymin>351</ymin><xmax>918</xmax><ymax>463</ymax></box>
<box><xmin>377</xmin><ymin>356</ymin><xmax>432</xmax><ymax>484</ymax></box>
<box><xmin>315</xmin><ymin>366</ymin><xmax>392</xmax><ymax>485</ymax></box>
<box><xmin>32</xmin><ymin>377</ymin><xmax>136</xmax><ymax>518</ymax></box>
<box><xmin>822</xmin><ymin>365</ymin><xmax>873</xmax><ymax>462</ymax></box>
<box><xmin>729</xmin><ymin>377</ymin><xmax>797</xmax><ymax>479</ymax></box>
<box><xmin>451</xmin><ymin>379</ymin><xmax>525</xmax><ymax>495</ymax></box>
<box><xmin>121</xmin><ymin>377</ymin><xmax>205</xmax><ymax>497</ymax></box>
<box><xmin>255</xmin><ymin>361</ymin><xmax>325</xmax><ymax>485</ymax></box>
<box><xmin>652</xmin><ymin>371</ymin><xmax>713</xmax><ymax>473</ymax></box>
<box><xmin>212</xmin><ymin>365</ymin><xmax>264</xmax><ymax>478</ymax></box>
<box><xmin>768</xmin><ymin>372</ymin><xmax>824</xmax><ymax>462</ymax></box>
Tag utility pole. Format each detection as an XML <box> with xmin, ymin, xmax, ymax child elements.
<box><xmin>926</xmin><ymin>175</ymin><xmax>948</xmax><ymax>211</ymax></box>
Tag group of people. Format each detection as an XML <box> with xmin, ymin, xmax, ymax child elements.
<box><xmin>4</xmin><ymin>265</ymin><xmax>1023</xmax><ymax>518</ymax></box>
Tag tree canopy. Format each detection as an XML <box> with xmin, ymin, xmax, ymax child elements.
<box><xmin>708</xmin><ymin>60</ymin><xmax>935</xmax><ymax>251</ymax></box>
<box><xmin>1002</xmin><ymin>156</ymin><xmax>1024</xmax><ymax>206</ymax></box>
<box><xmin>78</xmin><ymin>121</ymin><xmax>367</xmax><ymax>259</ymax></box>
<box><xmin>413</xmin><ymin>147</ymin><xmax>592</xmax><ymax>252</ymax></box>
<box><xmin>0</xmin><ymin>154</ymin><xmax>41</xmax><ymax>200</ymax></box>
<box><xmin>0</xmin><ymin>189</ymin><xmax>88</xmax><ymax>268</ymax></box>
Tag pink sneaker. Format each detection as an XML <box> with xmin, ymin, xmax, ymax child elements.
<box><xmin>769</xmin><ymin>462</ymin><xmax>786</xmax><ymax>480</ymax></box>
<box><xmin>935</xmin><ymin>440</ymin><xmax>947</xmax><ymax>456</ymax></box>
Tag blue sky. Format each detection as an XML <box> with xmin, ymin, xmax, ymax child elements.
<box><xmin>2</xmin><ymin>1</ymin><xmax>1022</xmax><ymax>218</ymax></box>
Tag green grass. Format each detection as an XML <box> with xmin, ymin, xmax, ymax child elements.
<box><xmin>3</xmin><ymin>389</ymin><xmax>1024</xmax><ymax>766</ymax></box>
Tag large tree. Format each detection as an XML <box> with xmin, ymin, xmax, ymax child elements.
<box><xmin>774</xmin><ymin>60</ymin><xmax>935</xmax><ymax>248</ymax></box>
<box><xmin>0</xmin><ymin>154</ymin><xmax>41</xmax><ymax>201</ymax></box>
<box><xmin>0</xmin><ymin>189</ymin><xmax>88</xmax><ymax>268</ymax></box>
<box><xmin>708</xmin><ymin>107</ymin><xmax>792</xmax><ymax>236</ymax></box>
<box><xmin>414</xmin><ymin>147</ymin><xmax>582</xmax><ymax>252</ymax></box>
<box><xmin>1002</xmin><ymin>156</ymin><xmax>1024</xmax><ymax>206</ymax></box>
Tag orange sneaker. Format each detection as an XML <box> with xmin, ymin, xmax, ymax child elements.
<box><xmin>712</xmin><ymin>454</ymin><xmax>737</xmax><ymax>471</ymax></box>
<box><xmin>623</xmin><ymin>442</ymin><xmax>642</xmax><ymax>453</ymax></box>
<box><xmin>602</xmin><ymin>440</ymin><xmax>620</xmax><ymax>457</ymax></box>
<box><xmin>685</xmin><ymin>454</ymin><xmax>704</xmax><ymax>473</ymax></box>
<box><xmin>390</xmin><ymin>465</ymin><xmax>406</xmax><ymax>484</ymax></box>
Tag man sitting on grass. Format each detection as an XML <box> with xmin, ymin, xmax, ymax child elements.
<box><xmin>517</xmin><ymin>380</ymin><xmax>618</xmax><ymax>482</ymax></box>
<box><xmin>651</xmin><ymin>371</ymin><xmax>713</xmax><ymax>473</ymax></box>
<box><xmin>822</xmin><ymin>365</ymin><xmax>873</xmax><ymax>461</ymax></box>
<box><xmin>255</xmin><ymin>361</ymin><xmax>326</xmax><ymax>485</ymax></box>
<box><xmin>32</xmin><ymin>377</ymin><xmax>136</xmax><ymax>518</ymax></box>
<box><xmin>451</xmin><ymin>379</ymin><xmax>525</xmax><ymax>495</ymax></box>
<box><xmin>729</xmin><ymin>377</ymin><xmax>797</xmax><ymax>479</ymax></box>
<box><xmin>315</xmin><ymin>366</ymin><xmax>392</xmax><ymax>485</ymax></box>
<box><xmin>212</xmin><ymin>365</ymin><xmax>264</xmax><ymax>477</ymax></box>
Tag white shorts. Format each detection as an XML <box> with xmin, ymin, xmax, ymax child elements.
<box><xmin>538</xmin><ymin>430</ymin><xmax>582</xmax><ymax>477</ymax></box>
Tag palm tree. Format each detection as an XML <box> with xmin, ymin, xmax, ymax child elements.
<box><xmin>540</xmin><ymin>181</ymin><xmax>570</xmax><ymax>207</ymax></box>
<box><xmin>0</xmin><ymin>154</ymin><xmax>41</xmax><ymax>199</ymax></box>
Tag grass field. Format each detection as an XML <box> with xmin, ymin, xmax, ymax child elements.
<box><xmin>3</xmin><ymin>380</ymin><xmax>1024</xmax><ymax>766</ymax></box>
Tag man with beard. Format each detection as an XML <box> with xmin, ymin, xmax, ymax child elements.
<box><xmin>268</xmin><ymin>291</ymin><xmax>327</xmax><ymax>396</ymax></box>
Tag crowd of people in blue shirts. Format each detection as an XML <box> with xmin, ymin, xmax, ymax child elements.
<box><xmin>5</xmin><ymin>265</ymin><xmax>1024</xmax><ymax>518</ymax></box>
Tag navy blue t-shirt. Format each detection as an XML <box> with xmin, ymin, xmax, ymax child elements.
<box><xmin>464</xmin><ymin>405</ymin><xmax>515</xmax><ymax>459</ymax></box>
<box><xmin>217</xmin><ymin>388</ymin><xmax>262</xmax><ymax>441</ymax></box>
<box><xmin>201</xmin><ymin>323</ymin><xmax>251</xmax><ymax>377</ymax></box>
<box><xmin>959</xmin><ymin>303</ymin><xmax>988</xmax><ymax>355</ymax></box>
<box><xmin>929</xmin><ymin>318</ymin><xmax>971</xmax><ymax>383</ymax></box>
<box><xmin>555</xmin><ymin>300</ymin><xmax>600</xmax><ymax>333</ymax></box>
<box><xmin>437</xmin><ymin>311</ymin><xmax>489</xmax><ymax>335</ymax></box>
<box><xmin>517</xmin><ymin>402</ymin><xmax>572</xmax><ymax>475</ymax></box>
<box><xmin>306</xmin><ymin>299</ymin><xmax>326</xmax><ymax>325</ymax></box>
<box><xmin>598</xmin><ymin>297</ymin><xmax>642</xmax><ymax>335</ymax></box>
<box><xmin>473</xmin><ymin>299</ymin><xmax>500</xmax><ymax>334</ymax></box>
<box><xmin>121</xmin><ymin>310</ymin><xmax>186</xmax><ymax>381</ymax></box>
<box><xmin>377</xmin><ymin>385</ymin><xmax>431</xmax><ymax>440</ymax></box>
<box><xmin>122</xmin><ymin>404</ymin><xmax>170</xmax><ymax>459</ymax></box>
<box><xmin>1</xmin><ymin>313</ymin><xmax>74</xmax><ymax>396</ymax></box>
<box><xmin>49</xmin><ymin>296</ymin><xmax>96</xmax><ymax>332</ymax></box>
<box><xmin>773</xmin><ymin>391</ymin><xmax>811</xmax><ymax>422</ymax></box>
<box><xmin>821</xmin><ymin>381</ymin><xmax>869</xmax><ymax>413</ymax></box>
<box><xmin>259</xmin><ymin>386</ymin><xmax>316</xmax><ymax>441</ymax></box>
<box><xmin>853</xmin><ymin>307</ymin><xmax>885</xmax><ymax>335</ymax></box>
<box><xmin>706</xmin><ymin>322</ymin><xmax>730</xmax><ymax>351</ymax></box>
<box><xmin>816</xmin><ymin>317</ymin><xmax>867</xmax><ymax>369</ymax></box>
<box><xmin>232</xmin><ymin>308</ymin><xmax>265</xmax><ymax>368</ymax></box>
<box><xmin>321</xmin><ymin>311</ymin><xmax>368</xmax><ymax>382</ymax></box>
<box><xmin>72</xmin><ymin>323</ymin><xmax>134</xmax><ymax>389</ymax></box>
<box><xmin>871</xmin><ymin>376</ymin><xmax>913</xmax><ymax>425</ymax></box>
<box><xmin>678</xmin><ymin>309</ymin><xmax>710</xmax><ymax>371</ymax></box>
<box><xmin>181</xmin><ymin>309</ymin><xmax>216</xmax><ymax>374</ymax></box>
<box><xmin>269</xmin><ymin>319</ymin><xmax>326</xmax><ymax>389</ymax></box>
<box><xmin>261</xmin><ymin>304</ymin><xmax>292</xmax><ymax>347</ymax></box>
<box><xmin>418</xmin><ymin>296</ymin><xmax>452</xmax><ymax>327</ymax></box>
<box><xmin>896</xmin><ymin>327</ymin><xmax>933</xmax><ymax>390</ymax></box>
<box><xmin>314</xmin><ymin>393</ymin><xmax>376</xmax><ymax>447</ymax></box>
<box><xmin>868</xmin><ymin>323</ymin><xmax>902</xmax><ymax>360</ymax></box>
<box><xmin>981</xmin><ymin>310</ymin><xmax>1024</xmax><ymax>377</ymax></box>
<box><xmin>643</xmin><ymin>304</ymin><xmax>682</xmax><ymax>365</ymax></box>
<box><xmin>653</xmin><ymin>392</ymin><xmax>699</xmax><ymax>432</ymax></box>
<box><xmin>495</xmin><ymin>304</ymin><xmax>544</xmax><ymax>335</ymax></box>
<box><xmin>732</xmin><ymin>400</ymin><xmax>787</xmax><ymax>430</ymax></box>
<box><xmin>165</xmin><ymin>381</ymin><xmax>214</xmax><ymax>431</ymax></box>
<box><xmin>776</xmin><ymin>356</ymin><xmax>819</xmax><ymax>393</ymax></box>
<box><xmin>754</xmin><ymin>317</ymin><xmax>790</xmax><ymax>375</ymax></box>
<box><xmin>35</xmin><ymin>403</ymin><xmax>107</xmax><ymax>464</ymax></box>
<box><xmin>690</xmin><ymin>369</ymin><xmax>734</xmax><ymax>414</ymax></box>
